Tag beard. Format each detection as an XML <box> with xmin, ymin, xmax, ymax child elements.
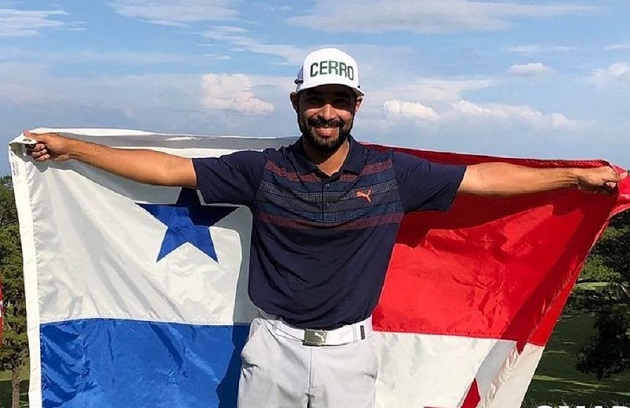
<box><xmin>299</xmin><ymin>115</ymin><xmax>353</xmax><ymax>154</ymax></box>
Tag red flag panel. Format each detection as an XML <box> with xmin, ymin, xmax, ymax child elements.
<box><xmin>372</xmin><ymin>145</ymin><xmax>630</xmax><ymax>348</ymax></box>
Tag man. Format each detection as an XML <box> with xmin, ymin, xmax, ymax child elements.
<box><xmin>25</xmin><ymin>48</ymin><xmax>624</xmax><ymax>408</ymax></box>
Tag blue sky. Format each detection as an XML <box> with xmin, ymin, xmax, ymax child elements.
<box><xmin>1</xmin><ymin>0</ymin><xmax>630</xmax><ymax>174</ymax></box>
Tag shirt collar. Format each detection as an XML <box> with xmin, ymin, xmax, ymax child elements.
<box><xmin>290</xmin><ymin>135</ymin><xmax>366</xmax><ymax>176</ymax></box>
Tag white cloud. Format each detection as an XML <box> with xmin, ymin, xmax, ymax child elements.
<box><xmin>0</xmin><ymin>8</ymin><xmax>66</xmax><ymax>37</ymax></box>
<box><xmin>369</xmin><ymin>78</ymin><xmax>497</xmax><ymax>107</ymax></box>
<box><xmin>0</xmin><ymin>62</ymin><xmax>200</xmax><ymax>108</ymax></box>
<box><xmin>0</xmin><ymin>46</ymin><xmax>190</xmax><ymax>65</ymax></box>
<box><xmin>383</xmin><ymin>100</ymin><xmax>439</xmax><ymax>121</ymax></box>
<box><xmin>200</xmin><ymin>73</ymin><xmax>274</xmax><ymax>115</ymax></box>
<box><xmin>0</xmin><ymin>61</ymin><xmax>296</xmax><ymax>146</ymax></box>
<box><xmin>202</xmin><ymin>27</ymin><xmax>307</xmax><ymax>65</ymax></box>
<box><xmin>452</xmin><ymin>100</ymin><xmax>587</xmax><ymax>130</ymax></box>
<box><xmin>504</xmin><ymin>45</ymin><xmax>576</xmax><ymax>54</ymax></box>
<box><xmin>203</xmin><ymin>53</ymin><xmax>232</xmax><ymax>61</ymax></box>
<box><xmin>107</xmin><ymin>0</ymin><xmax>238</xmax><ymax>26</ymax></box>
<box><xmin>588</xmin><ymin>62</ymin><xmax>630</xmax><ymax>88</ymax></box>
<box><xmin>412</xmin><ymin>79</ymin><xmax>497</xmax><ymax>101</ymax></box>
<box><xmin>202</xmin><ymin>25</ymin><xmax>248</xmax><ymax>39</ymax></box>
<box><xmin>507</xmin><ymin>62</ymin><xmax>555</xmax><ymax>77</ymax></box>
<box><xmin>73</xmin><ymin>50</ymin><xmax>186</xmax><ymax>65</ymax></box>
<box><xmin>605</xmin><ymin>43</ymin><xmax>630</xmax><ymax>51</ymax></box>
<box><xmin>364</xmin><ymin>72</ymin><xmax>587</xmax><ymax>132</ymax></box>
<box><xmin>288</xmin><ymin>0</ymin><xmax>596</xmax><ymax>33</ymax></box>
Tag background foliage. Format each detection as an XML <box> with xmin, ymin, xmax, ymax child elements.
<box><xmin>0</xmin><ymin>175</ymin><xmax>28</xmax><ymax>408</ymax></box>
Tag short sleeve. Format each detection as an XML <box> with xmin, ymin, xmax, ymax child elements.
<box><xmin>393</xmin><ymin>151</ymin><xmax>466</xmax><ymax>213</ymax></box>
<box><xmin>192</xmin><ymin>150</ymin><xmax>266</xmax><ymax>205</ymax></box>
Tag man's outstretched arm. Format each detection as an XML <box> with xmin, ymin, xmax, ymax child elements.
<box><xmin>25</xmin><ymin>130</ymin><xmax>197</xmax><ymax>189</ymax></box>
<box><xmin>458</xmin><ymin>162</ymin><xmax>626</xmax><ymax>196</ymax></box>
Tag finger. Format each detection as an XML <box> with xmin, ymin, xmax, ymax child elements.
<box><xmin>23</xmin><ymin>130</ymin><xmax>46</xmax><ymax>137</ymax></box>
<box><xmin>29</xmin><ymin>144</ymin><xmax>43</xmax><ymax>152</ymax></box>
<box><xmin>23</xmin><ymin>130</ymin><xmax>50</xmax><ymax>143</ymax></box>
<box><xmin>612</xmin><ymin>168</ymin><xmax>625</xmax><ymax>181</ymax></box>
<box><xmin>606</xmin><ymin>166</ymin><xmax>620</xmax><ymax>181</ymax></box>
<box><xmin>26</xmin><ymin>144</ymin><xmax>47</xmax><ymax>158</ymax></box>
<box><xmin>29</xmin><ymin>143</ymin><xmax>46</xmax><ymax>152</ymax></box>
<box><xmin>608</xmin><ymin>171</ymin><xmax>625</xmax><ymax>182</ymax></box>
<box><xmin>29</xmin><ymin>147</ymin><xmax>48</xmax><ymax>158</ymax></box>
<box><xmin>34</xmin><ymin>153</ymin><xmax>50</xmax><ymax>162</ymax></box>
<box><xmin>593</xmin><ymin>185</ymin><xmax>613</xmax><ymax>195</ymax></box>
<box><xmin>23</xmin><ymin>130</ymin><xmax>40</xmax><ymax>142</ymax></box>
<box><xmin>604</xmin><ymin>181</ymin><xmax>617</xmax><ymax>190</ymax></box>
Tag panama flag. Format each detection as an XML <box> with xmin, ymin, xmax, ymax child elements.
<box><xmin>9</xmin><ymin>128</ymin><xmax>630</xmax><ymax>408</ymax></box>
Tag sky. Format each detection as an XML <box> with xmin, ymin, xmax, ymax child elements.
<box><xmin>1</xmin><ymin>0</ymin><xmax>630</xmax><ymax>174</ymax></box>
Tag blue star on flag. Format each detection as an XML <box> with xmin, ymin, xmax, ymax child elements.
<box><xmin>138</xmin><ymin>188</ymin><xmax>237</xmax><ymax>262</ymax></box>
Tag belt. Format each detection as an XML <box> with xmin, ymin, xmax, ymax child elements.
<box><xmin>261</xmin><ymin>312</ymin><xmax>373</xmax><ymax>347</ymax></box>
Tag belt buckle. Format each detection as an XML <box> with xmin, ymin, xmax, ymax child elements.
<box><xmin>303</xmin><ymin>329</ymin><xmax>328</xmax><ymax>346</ymax></box>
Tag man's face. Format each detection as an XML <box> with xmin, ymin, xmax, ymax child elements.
<box><xmin>291</xmin><ymin>84</ymin><xmax>362</xmax><ymax>154</ymax></box>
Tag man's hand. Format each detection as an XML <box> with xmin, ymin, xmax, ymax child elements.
<box><xmin>24</xmin><ymin>130</ymin><xmax>73</xmax><ymax>162</ymax></box>
<box><xmin>576</xmin><ymin>166</ymin><xmax>628</xmax><ymax>194</ymax></box>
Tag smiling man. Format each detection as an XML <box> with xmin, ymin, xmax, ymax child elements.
<box><xmin>25</xmin><ymin>48</ymin><xmax>625</xmax><ymax>408</ymax></box>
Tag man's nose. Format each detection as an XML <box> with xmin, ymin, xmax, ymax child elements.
<box><xmin>318</xmin><ymin>103</ymin><xmax>336</xmax><ymax>120</ymax></box>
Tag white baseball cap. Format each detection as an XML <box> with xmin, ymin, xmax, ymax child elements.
<box><xmin>294</xmin><ymin>48</ymin><xmax>364</xmax><ymax>96</ymax></box>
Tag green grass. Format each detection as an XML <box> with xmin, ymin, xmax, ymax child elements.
<box><xmin>523</xmin><ymin>314</ymin><xmax>630</xmax><ymax>408</ymax></box>
<box><xmin>576</xmin><ymin>282</ymin><xmax>611</xmax><ymax>290</ymax></box>
<box><xmin>2</xmin><ymin>315</ymin><xmax>629</xmax><ymax>407</ymax></box>
<box><xmin>0</xmin><ymin>364</ymin><xmax>29</xmax><ymax>408</ymax></box>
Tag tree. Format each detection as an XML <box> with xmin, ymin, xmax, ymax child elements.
<box><xmin>573</xmin><ymin>210</ymin><xmax>630</xmax><ymax>379</ymax></box>
<box><xmin>0</xmin><ymin>175</ymin><xmax>28</xmax><ymax>408</ymax></box>
<box><xmin>576</xmin><ymin>305</ymin><xmax>630</xmax><ymax>379</ymax></box>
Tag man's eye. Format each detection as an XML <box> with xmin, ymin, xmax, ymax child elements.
<box><xmin>332</xmin><ymin>98</ymin><xmax>351</xmax><ymax>107</ymax></box>
<box><xmin>307</xmin><ymin>97</ymin><xmax>324</xmax><ymax>105</ymax></box>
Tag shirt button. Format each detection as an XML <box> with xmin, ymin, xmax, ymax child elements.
<box><xmin>325</xmin><ymin>203</ymin><xmax>330</xmax><ymax>208</ymax></box>
<box><xmin>324</xmin><ymin>183</ymin><xmax>330</xmax><ymax>189</ymax></box>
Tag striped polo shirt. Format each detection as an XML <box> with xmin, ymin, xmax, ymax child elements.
<box><xmin>193</xmin><ymin>136</ymin><xmax>466</xmax><ymax>330</ymax></box>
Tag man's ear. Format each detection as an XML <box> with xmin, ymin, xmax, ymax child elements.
<box><xmin>354</xmin><ymin>96</ymin><xmax>363</xmax><ymax>113</ymax></box>
<box><xmin>290</xmin><ymin>92</ymin><xmax>299</xmax><ymax>112</ymax></box>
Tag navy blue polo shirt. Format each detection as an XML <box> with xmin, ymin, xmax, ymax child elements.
<box><xmin>193</xmin><ymin>136</ymin><xmax>466</xmax><ymax>330</ymax></box>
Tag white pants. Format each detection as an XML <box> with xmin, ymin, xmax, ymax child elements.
<box><xmin>237</xmin><ymin>315</ymin><xmax>378</xmax><ymax>408</ymax></box>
